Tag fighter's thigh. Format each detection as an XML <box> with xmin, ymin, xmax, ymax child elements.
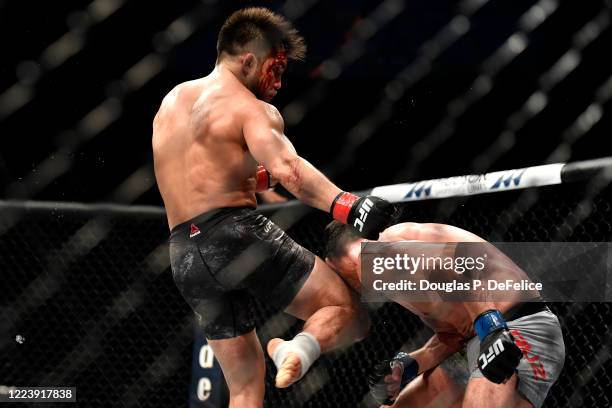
<box><xmin>391</xmin><ymin>365</ymin><xmax>464</xmax><ymax>408</ymax></box>
<box><xmin>462</xmin><ymin>375</ymin><xmax>533</xmax><ymax>408</ymax></box>
<box><xmin>207</xmin><ymin>329</ymin><xmax>265</xmax><ymax>394</ymax></box>
<box><xmin>284</xmin><ymin>256</ymin><xmax>357</xmax><ymax>320</ymax></box>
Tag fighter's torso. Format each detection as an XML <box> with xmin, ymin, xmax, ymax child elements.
<box><xmin>152</xmin><ymin>72</ymin><xmax>260</xmax><ymax>229</ymax></box>
<box><xmin>394</xmin><ymin>298</ymin><xmax>515</xmax><ymax>339</ymax></box>
<box><xmin>377</xmin><ymin>223</ymin><xmax>533</xmax><ymax>340</ymax></box>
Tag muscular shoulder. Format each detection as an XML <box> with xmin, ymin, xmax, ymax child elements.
<box><xmin>381</xmin><ymin>222</ymin><xmax>485</xmax><ymax>242</ymax></box>
<box><xmin>161</xmin><ymin>81</ymin><xmax>197</xmax><ymax>106</ymax></box>
<box><xmin>241</xmin><ymin>99</ymin><xmax>284</xmax><ymax>130</ymax></box>
<box><xmin>153</xmin><ymin>81</ymin><xmax>197</xmax><ymax>128</ymax></box>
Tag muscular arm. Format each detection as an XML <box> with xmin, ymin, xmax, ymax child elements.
<box><xmin>372</xmin><ymin>331</ymin><xmax>463</xmax><ymax>403</ymax></box>
<box><xmin>409</xmin><ymin>332</ymin><xmax>463</xmax><ymax>374</ymax></box>
<box><xmin>382</xmin><ymin>223</ymin><xmax>498</xmax><ymax>321</ymax></box>
<box><xmin>243</xmin><ymin>102</ymin><xmax>341</xmax><ymax>212</ymax></box>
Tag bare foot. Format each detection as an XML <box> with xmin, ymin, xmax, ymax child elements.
<box><xmin>267</xmin><ymin>338</ymin><xmax>302</xmax><ymax>388</ymax></box>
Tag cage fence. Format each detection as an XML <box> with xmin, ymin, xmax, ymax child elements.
<box><xmin>1</xmin><ymin>178</ymin><xmax>612</xmax><ymax>407</ymax></box>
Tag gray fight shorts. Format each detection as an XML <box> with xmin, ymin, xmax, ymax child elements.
<box><xmin>441</xmin><ymin>306</ymin><xmax>565</xmax><ymax>408</ymax></box>
<box><xmin>466</xmin><ymin>308</ymin><xmax>565</xmax><ymax>408</ymax></box>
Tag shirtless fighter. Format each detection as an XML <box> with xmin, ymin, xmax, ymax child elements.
<box><xmin>324</xmin><ymin>222</ymin><xmax>565</xmax><ymax>408</ymax></box>
<box><xmin>152</xmin><ymin>7</ymin><xmax>395</xmax><ymax>407</ymax></box>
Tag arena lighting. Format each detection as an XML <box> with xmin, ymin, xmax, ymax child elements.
<box><xmin>2</xmin><ymin>1</ymin><xmax>219</xmax><ymax>201</ymax></box>
<box><xmin>392</xmin><ymin>0</ymin><xmax>560</xmax><ymax>182</ymax></box>
<box><xmin>329</xmin><ymin>0</ymin><xmax>490</xmax><ymax>177</ymax></box>
<box><xmin>0</xmin><ymin>0</ymin><xmax>128</xmax><ymax>120</ymax></box>
<box><xmin>282</xmin><ymin>0</ymin><xmax>406</xmax><ymax>127</ymax></box>
<box><xmin>470</xmin><ymin>10</ymin><xmax>610</xmax><ymax>173</ymax></box>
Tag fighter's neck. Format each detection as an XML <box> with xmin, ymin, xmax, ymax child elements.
<box><xmin>212</xmin><ymin>63</ymin><xmax>243</xmax><ymax>83</ymax></box>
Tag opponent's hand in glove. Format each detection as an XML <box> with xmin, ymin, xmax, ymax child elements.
<box><xmin>475</xmin><ymin>310</ymin><xmax>523</xmax><ymax>384</ymax></box>
<box><xmin>255</xmin><ymin>164</ymin><xmax>276</xmax><ymax>192</ymax></box>
<box><xmin>368</xmin><ymin>352</ymin><xmax>419</xmax><ymax>405</ymax></box>
<box><xmin>331</xmin><ymin>192</ymin><xmax>396</xmax><ymax>239</ymax></box>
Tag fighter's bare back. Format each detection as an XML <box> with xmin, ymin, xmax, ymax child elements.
<box><xmin>152</xmin><ymin>68</ymin><xmax>274</xmax><ymax>230</ymax></box>
<box><xmin>377</xmin><ymin>223</ymin><xmax>537</xmax><ymax>341</ymax></box>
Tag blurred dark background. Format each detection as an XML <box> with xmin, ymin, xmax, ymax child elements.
<box><xmin>2</xmin><ymin>1</ymin><xmax>612</xmax><ymax>407</ymax></box>
<box><xmin>1</xmin><ymin>0</ymin><xmax>610</xmax><ymax>205</ymax></box>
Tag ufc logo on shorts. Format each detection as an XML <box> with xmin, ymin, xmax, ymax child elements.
<box><xmin>479</xmin><ymin>339</ymin><xmax>505</xmax><ymax>369</ymax></box>
<box><xmin>353</xmin><ymin>198</ymin><xmax>373</xmax><ymax>231</ymax></box>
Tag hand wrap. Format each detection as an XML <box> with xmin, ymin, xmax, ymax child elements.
<box><xmin>369</xmin><ymin>352</ymin><xmax>419</xmax><ymax>405</ymax></box>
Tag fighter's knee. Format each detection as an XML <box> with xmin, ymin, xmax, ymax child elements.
<box><xmin>226</xmin><ymin>340</ymin><xmax>264</xmax><ymax>367</ymax></box>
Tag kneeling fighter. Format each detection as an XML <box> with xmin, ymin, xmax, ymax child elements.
<box><xmin>324</xmin><ymin>222</ymin><xmax>565</xmax><ymax>408</ymax></box>
<box><xmin>153</xmin><ymin>7</ymin><xmax>395</xmax><ymax>407</ymax></box>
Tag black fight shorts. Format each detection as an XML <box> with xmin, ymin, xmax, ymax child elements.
<box><xmin>169</xmin><ymin>207</ymin><xmax>315</xmax><ymax>340</ymax></box>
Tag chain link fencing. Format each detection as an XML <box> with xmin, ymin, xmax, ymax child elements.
<box><xmin>1</xmin><ymin>181</ymin><xmax>611</xmax><ymax>407</ymax></box>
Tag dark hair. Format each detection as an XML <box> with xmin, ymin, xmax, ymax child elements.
<box><xmin>324</xmin><ymin>221</ymin><xmax>362</xmax><ymax>259</ymax></box>
<box><xmin>217</xmin><ymin>7</ymin><xmax>306</xmax><ymax>61</ymax></box>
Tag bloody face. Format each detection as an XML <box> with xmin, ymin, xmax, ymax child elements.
<box><xmin>256</xmin><ymin>51</ymin><xmax>287</xmax><ymax>101</ymax></box>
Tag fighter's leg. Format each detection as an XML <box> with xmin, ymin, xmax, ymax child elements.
<box><xmin>207</xmin><ymin>329</ymin><xmax>265</xmax><ymax>408</ymax></box>
<box><xmin>462</xmin><ymin>375</ymin><xmax>533</xmax><ymax>408</ymax></box>
<box><xmin>267</xmin><ymin>257</ymin><xmax>368</xmax><ymax>387</ymax></box>
<box><xmin>170</xmin><ymin>219</ymin><xmax>267</xmax><ymax>406</ymax></box>
<box><xmin>388</xmin><ymin>365</ymin><xmax>464</xmax><ymax>408</ymax></box>
<box><xmin>175</xmin><ymin>288</ymin><xmax>267</xmax><ymax>406</ymax></box>
<box><xmin>286</xmin><ymin>257</ymin><xmax>368</xmax><ymax>347</ymax></box>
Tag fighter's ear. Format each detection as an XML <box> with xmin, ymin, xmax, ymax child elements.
<box><xmin>241</xmin><ymin>52</ymin><xmax>257</xmax><ymax>74</ymax></box>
